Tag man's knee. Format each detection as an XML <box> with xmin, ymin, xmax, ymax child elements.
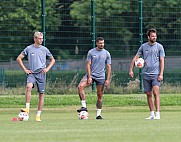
<box><xmin>78</xmin><ymin>84</ymin><xmax>84</xmax><ymax>91</ymax></box>
<box><xmin>26</xmin><ymin>83</ymin><xmax>33</xmax><ymax>91</ymax></box>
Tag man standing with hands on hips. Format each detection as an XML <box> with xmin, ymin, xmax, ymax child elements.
<box><xmin>16</xmin><ymin>31</ymin><xmax>55</xmax><ymax>122</ymax></box>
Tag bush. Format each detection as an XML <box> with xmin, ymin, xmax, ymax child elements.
<box><xmin>1</xmin><ymin>70</ymin><xmax>181</xmax><ymax>95</ymax></box>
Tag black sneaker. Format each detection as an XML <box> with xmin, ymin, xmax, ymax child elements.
<box><xmin>96</xmin><ymin>115</ymin><xmax>103</xmax><ymax>119</ymax></box>
<box><xmin>77</xmin><ymin>107</ymin><xmax>88</xmax><ymax>112</ymax></box>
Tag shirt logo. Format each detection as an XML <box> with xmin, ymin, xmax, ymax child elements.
<box><xmin>101</xmin><ymin>54</ymin><xmax>105</xmax><ymax>58</ymax></box>
<box><xmin>153</xmin><ymin>49</ymin><xmax>157</xmax><ymax>52</ymax></box>
<box><xmin>31</xmin><ymin>53</ymin><xmax>35</xmax><ymax>56</ymax></box>
<box><xmin>39</xmin><ymin>51</ymin><xmax>43</xmax><ymax>56</ymax></box>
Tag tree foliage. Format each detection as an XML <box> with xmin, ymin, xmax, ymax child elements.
<box><xmin>142</xmin><ymin>0</ymin><xmax>181</xmax><ymax>52</ymax></box>
<box><xmin>70</xmin><ymin>0</ymin><xmax>181</xmax><ymax>57</ymax></box>
<box><xmin>0</xmin><ymin>0</ymin><xmax>181</xmax><ymax>61</ymax></box>
<box><xmin>0</xmin><ymin>0</ymin><xmax>61</xmax><ymax>60</ymax></box>
<box><xmin>70</xmin><ymin>0</ymin><xmax>134</xmax><ymax>44</ymax></box>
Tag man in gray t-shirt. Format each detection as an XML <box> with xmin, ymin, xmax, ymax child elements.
<box><xmin>16</xmin><ymin>31</ymin><xmax>55</xmax><ymax>121</ymax></box>
<box><xmin>77</xmin><ymin>37</ymin><xmax>112</xmax><ymax>119</ymax></box>
<box><xmin>129</xmin><ymin>28</ymin><xmax>165</xmax><ymax>120</ymax></box>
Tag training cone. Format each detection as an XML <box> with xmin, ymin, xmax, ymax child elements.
<box><xmin>12</xmin><ymin>117</ymin><xmax>18</xmax><ymax>122</ymax></box>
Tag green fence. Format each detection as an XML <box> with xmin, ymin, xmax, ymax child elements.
<box><xmin>0</xmin><ymin>68</ymin><xmax>4</xmax><ymax>85</ymax></box>
<box><xmin>0</xmin><ymin>0</ymin><xmax>181</xmax><ymax>94</ymax></box>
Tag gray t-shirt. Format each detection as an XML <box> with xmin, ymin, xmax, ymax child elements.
<box><xmin>137</xmin><ymin>42</ymin><xmax>165</xmax><ymax>75</ymax></box>
<box><xmin>87</xmin><ymin>48</ymin><xmax>111</xmax><ymax>80</ymax></box>
<box><xmin>21</xmin><ymin>44</ymin><xmax>53</xmax><ymax>73</ymax></box>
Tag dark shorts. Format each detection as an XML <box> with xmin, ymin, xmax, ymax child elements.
<box><xmin>143</xmin><ymin>74</ymin><xmax>160</xmax><ymax>92</ymax></box>
<box><xmin>27</xmin><ymin>72</ymin><xmax>46</xmax><ymax>94</ymax></box>
<box><xmin>81</xmin><ymin>75</ymin><xmax>105</xmax><ymax>85</ymax></box>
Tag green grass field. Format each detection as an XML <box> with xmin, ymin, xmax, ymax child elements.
<box><xmin>1</xmin><ymin>106</ymin><xmax>181</xmax><ymax>142</ymax></box>
<box><xmin>0</xmin><ymin>95</ymin><xmax>181</xmax><ymax>142</ymax></box>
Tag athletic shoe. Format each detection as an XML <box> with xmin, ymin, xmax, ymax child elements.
<box><xmin>96</xmin><ymin>115</ymin><xmax>103</xmax><ymax>119</ymax></box>
<box><xmin>36</xmin><ymin>116</ymin><xmax>41</xmax><ymax>122</ymax></box>
<box><xmin>20</xmin><ymin>108</ymin><xmax>29</xmax><ymax>114</ymax></box>
<box><xmin>145</xmin><ymin>116</ymin><xmax>155</xmax><ymax>120</ymax></box>
<box><xmin>77</xmin><ymin>107</ymin><xmax>88</xmax><ymax>112</ymax></box>
<box><xmin>154</xmin><ymin>115</ymin><xmax>160</xmax><ymax>120</ymax></box>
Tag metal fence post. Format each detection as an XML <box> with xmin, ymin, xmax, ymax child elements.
<box><xmin>42</xmin><ymin>0</ymin><xmax>46</xmax><ymax>46</ymax></box>
<box><xmin>139</xmin><ymin>0</ymin><xmax>143</xmax><ymax>92</ymax></box>
<box><xmin>0</xmin><ymin>68</ymin><xmax>4</xmax><ymax>85</ymax></box>
<box><xmin>91</xmin><ymin>0</ymin><xmax>96</xmax><ymax>93</ymax></box>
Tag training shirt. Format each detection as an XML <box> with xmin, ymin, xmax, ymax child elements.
<box><xmin>86</xmin><ymin>47</ymin><xmax>111</xmax><ymax>80</ymax></box>
<box><xmin>137</xmin><ymin>42</ymin><xmax>165</xmax><ymax>76</ymax></box>
<box><xmin>21</xmin><ymin>44</ymin><xmax>53</xmax><ymax>73</ymax></box>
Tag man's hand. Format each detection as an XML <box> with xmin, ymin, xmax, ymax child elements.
<box><xmin>42</xmin><ymin>68</ymin><xmax>49</xmax><ymax>74</ymax></box>
<box><xmin>158</xmin><ymin>74</ymin><xmax>163</xmax><ymax>81</ymax></box>
<box><xmin>104</xmin><ymin>80</ymin><xmax>110</xmax><ymax>89</ymax></box>
<box><xmin>129</xmin><ymin>70</ymin><xmax>134</xmax><ymax>78</ymax></box>
<box><xmin>25</xmin><ymin>69</ymin><xmax>33</xmax><ymax>74</ymax></box>
<box><xmin>87</xmin><ymin>76</ymin><xmax>92</xmax><ymax>84</ymax></box>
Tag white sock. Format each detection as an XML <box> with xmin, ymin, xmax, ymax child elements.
<box><xmin>97</xmin><ymin>109</ymin><xmax>102</xmax><ymax>116</ymax></box>
<box><xmin>150</xmin><ymin>111</ymin><xmax>155</xmax><ymax>116</ymax></box>
<box><xmin>36</xmin><ymin>111</ymin><xmax>41</xmax><ymax>116</ymax></box>
<box><xmin>81</xmin><ymin>100</ymin><xmax>86</xmax><ymax>108</ymax></box>
<box><xmin>26</xmin><ymin>103</ymin><xmax>30</xmax><ymax>109</ymax></box>
<box><xmin>156</xmin><ymin>111</ymin><xmax>160</xmax><ymax>117</ymax></box>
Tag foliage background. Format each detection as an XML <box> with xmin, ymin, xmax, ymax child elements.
<box><xmin>0</xmin><ymin>0</ymin><xmax>181</xmax><ymax>94</ymax></box>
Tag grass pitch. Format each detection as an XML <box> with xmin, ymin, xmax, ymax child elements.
<box><xmin>0</xmin><ymin>106</ymin><xmax>181</xmax><ymax>142</ymax></box>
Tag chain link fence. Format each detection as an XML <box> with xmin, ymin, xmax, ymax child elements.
<box><xmin>0</xmin><ymin>0</ymin><xmax>181</xmax><ymax>94</ymax></box>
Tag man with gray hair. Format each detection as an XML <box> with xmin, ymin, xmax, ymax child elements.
<box><xmin>16</xmin><ymin>31</ymin><xmax>55</xmax><ymax>121</ymax></box>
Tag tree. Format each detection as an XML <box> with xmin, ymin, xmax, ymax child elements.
<box><xmin>70</xmin><ymin>0</ymin><xmax>139</xmax><ymax>58</ymax></box>
<box><xmin>0</xmin><ymin>0</ymin><xmax>61</xmax><ymax>61</ymax></box>
<box><xmin>142</xmin><ymin>0</ymin><xmax>181</xmax><ymax>54</ymax></box>
<box><xmin>70</xmin><ymin>0</ymin><xmax>181</xmax><ymax>57</ymax></box>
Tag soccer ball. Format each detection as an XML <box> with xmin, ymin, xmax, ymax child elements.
<box><xmin>135</xmin><ymin>58</ymin><xmax>145</xmax><ymax>68</ymax></box>
<box><xmin>18</xmin><ymin>112</ymin><xmax>29</xmax><ymax>121</ymax></box>
<box><xmin>78</xmin><ymin>111</ymin><xmax>89</xmax><ymax>120</ymax></box>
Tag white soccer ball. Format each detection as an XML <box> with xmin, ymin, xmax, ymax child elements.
<box><xmin>78</xmin><ymin>111</ymin><xmax>89</xmax><ymax>120</ymax></box>
<box><xmin>135</xmin><ymin>58</ymin><xmax>145</xmax><ymax>68</ymax></box>
<box><xmin>18</xmin><ymin>112</ymin><xmax>29</xmax><ymax>121</ymax></box>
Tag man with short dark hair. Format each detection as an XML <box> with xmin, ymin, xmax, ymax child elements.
<box><xmin>129</xmin><ymin>28</ymin><xmax>165</xmax><ymax>120</ymax></box>
<box><xmin>77</xmin><ymin>37</ymin><xmax>111</xmax><ymax>119</ymax></box>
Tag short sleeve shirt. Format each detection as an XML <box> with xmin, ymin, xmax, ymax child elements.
<box><xmin>137</xmin><ymin>42</ymin><xmax>165</xmax><ymax>75</ymax></box>
<box><xmin>87</xmin><ymin>48</ymin><xmax>111</xmax><ymax>80</ymax></box>
<box><xmin>21</xmin><ymin>44</ymin><xmax>53</xmax><ymax>73</ymax></box>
